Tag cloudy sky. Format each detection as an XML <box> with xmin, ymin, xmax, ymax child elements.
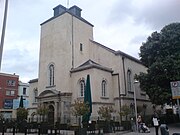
<box><xmin>0</xmin><ymin>0</ymin><xmax>180</xmax><ymax>83</ymax></box>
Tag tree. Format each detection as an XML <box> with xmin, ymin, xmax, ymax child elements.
<box><xmin>0</xmin><ymin>113</ymin><xmax>3</xmax><ymax>120</ymax></box>
<box><xmin>97</xmin><ymin>106</ymin><xmax>115</xmax><ymax>121</ymax></box>
<box><xmin>19</xmin><ymin>95</ymin><xmax>24</xmax><ymax>108</ymax></box>
<box><xmin>17</xmin><ymin>108</ymin><xmax>28</xmax><ymax>121</ymax></box>
<box><xmin>71</xmin><ymin>99</ymin><xmax>90</xmax><ymax>117</ymax></box>
<box><xmin>16</xmin><ymin>108</ymin><xmax>28</xmax><ymax>132</ymax></box>
<box><xmin>71</xmin><ymin>99</ymin><xmax>90</xmax><ymax>127</ymax></box>
<box><xmin>36</xmin><ymin>105</ymin><xmax>49</xmax><ymax>122</ymax></box>
<box><xmin>119</xmin><ymin>104</ymin><xmax>131</xmax><ymax>121</ymax></box>
<box><xmin>137</xmin><ymin>23</ymin><xmax>180</xmax><ymax>105</ymax></box>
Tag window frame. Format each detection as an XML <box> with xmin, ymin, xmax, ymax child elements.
<box><xmin>34</xmin><ymin>88</ymin><xmax>38</xmax><ymax>103</ymax></box>
<box><xmin>127</xmin><ymin>69</ymin><xmax>132</xmax><ymax>91</ymax></box>
<box><xmin>23</xmin><ymin>87</ymin><xmax>26</xmax><ymax>95</ymax></box>
<box><xmin>49</xmin><ymin>64</ymin><xmax>55</xmax><ymax>86</ymax></box>
<box><xmin>101</xmin><ymin>80</ymin><xmax>107</xmax><ymax>97</ymax></box>
<box><xmin>79</xmin><ymin>79</ymin><xmax>85</xmax><ymax>97</ymax></box>
<box><xmin>80</xmin><ymin>43</ymin><xmax>83</xmax><ymax>51</ymax></box>
<box><xmin>7</xmin><ymin>80</ymin><xmax>16</xmax><ymax>86</ymax></box>
<box><xmin>6</xmin><ymin>90</ymin><xmax>15</xmax><ymax>96</ymax></box>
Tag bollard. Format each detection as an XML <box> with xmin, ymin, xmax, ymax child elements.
<box><xmin>13</xmin><ymin>126</ymin><xmax>15</xmax><ymax>135</ymax></box>
<box><xmin>38</xmin><ymin>125</ymin><xmax>41</xmax><ymax>135</ymax></box>
<box><xmin>2</xmin><ymin>126</ymin><xmax>4</xmax><ymax>135</ymax></box>
<box><xmin>2</xmin><ymin>121</ymin><xmax>5</xmax><ymax>135</ymax></box>
<box><xmin>160</xmin><ymin>124</ymin><xmax>169</xmax><ymax>135</ymax></box>
<box><xmin>54</xmin><ymin>125</ymin><xmax>57</xmax><ymax>135</ymax></box>
<box><xmin>24</xmin><ymin>126</ymin><xmax>27</xmax><ymax>135</ymax></box>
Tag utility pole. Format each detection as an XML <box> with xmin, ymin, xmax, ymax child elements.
<box><xmin>0</xmin><ymin>0</ymin><xmax>9</xmax><ymax>70</ymax></box>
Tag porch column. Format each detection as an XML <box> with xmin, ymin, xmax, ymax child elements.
<box><xmin>61</xmin><ymin>101</ymin><xmax>64</xmax><ymax>123</ymax></box>
<box><xmin>57</xmin><ymin>101</ymin><xmax>61</xmax><ymax>122</ymax></box>
<box><xmin>54</xmin><ymin>102</ymin><xmax>58</xmax><ymax>123</ymax></box>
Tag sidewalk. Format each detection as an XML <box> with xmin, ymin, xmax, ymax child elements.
<box><xmin>2</xmin><ymin>123</ymin><xmax>180</xmax><ymax>135</ymax></box>
<box><xmin>107</xmin><ymin>123</ymin><xmax>180</xmax><ymax>135</ymax></box>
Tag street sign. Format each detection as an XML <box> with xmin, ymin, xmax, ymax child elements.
<box><xmin>4</xmin><ymin>99</ymin><xmax>13</xmax><ymax>109</ymax></box>
<box><xmin>170</xmin><ymin>81</ymin><xmax>180</xmax><ymax>99</ymax></box>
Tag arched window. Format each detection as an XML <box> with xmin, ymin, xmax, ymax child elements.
<box><xmin>102</xmin><ymin>80</ymin><xmax>107</xmax><ymax>97</ymax></box>
<box><xmin>127</xmin><ymin>70</ymin><xmax>132</xmax><ymax>91</ymax></box>
<box><xmin>34</xmin><ymin>88</ymin><xmax>38</xmax><ymax>103</ymax></box>
<box><xmin>49</xmin><ymin>64</ymin><xmax>55</xmax><ymax>86</ymax></box>
<box><xmin>80</xmin><ymin>80</ymin><xmax>85</xmax><ymax>97</ymax></box>
<box><xmin>31</xmin><ymin>112</ymin><xmax>37</xmax><ymax>122</ymax></box>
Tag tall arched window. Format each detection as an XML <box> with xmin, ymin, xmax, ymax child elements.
<box><xmin>80</xmin><ymin>80</ymin><xmax>85</xmax><ymax>97</ymax></box>
<box><xmin>127</xmin><ymin>70</ymin><xmax>132</xmax><ymax>91</ymax></box>
<box><xmin>49</xmin><ymin>64</ymin><xmax>55</xmax><ymax>86</ymax></box>
<box><xmin>102</xmin><ymin>80</ymin><xmax>107</xmax><ymax>97</ymax></box>
<box><xmin>34</xmin><ymin>88</ymin><xmax>38</xmax><ymax>103</ymax></box>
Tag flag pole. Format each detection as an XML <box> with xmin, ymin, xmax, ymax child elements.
<box><xmin>67</xmin><ymin>0</ymin><xmax>69</xmax><ymax>8</ymax></box>
<box><xmin>0</xmin><ymin>0</ymin><xmax>9</xmax><ymax>70</ymax></box>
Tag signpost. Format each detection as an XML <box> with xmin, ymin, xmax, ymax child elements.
<box><xmin>170</xmin><ymin>81</ymin><xmax>180</xmax><ymax>119</ymax></box>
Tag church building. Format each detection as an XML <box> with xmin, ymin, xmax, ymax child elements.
<box><xmin>28</xmin><ymin>4</ymin><xmax>152</xmax><ymax>124</ymax></box>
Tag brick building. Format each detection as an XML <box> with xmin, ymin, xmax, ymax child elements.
<box><xmin>0</xmin><ymin>72</ymin><xmax>19</xmax><ymax>119</ymax></box>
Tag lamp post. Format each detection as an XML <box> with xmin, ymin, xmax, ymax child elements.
<box><xmin>0</xmin><ymin>0</ymin><xmax>9</xmax><ymax>70</ymax></box>
<box><xmin>133</xmin><ymin>80</ymin><xmax>139</xmax><ymax>132</ymax></box>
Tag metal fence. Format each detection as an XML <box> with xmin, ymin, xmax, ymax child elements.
<box><xmin>0</xmin><ymin>116</ymin><xmax>126</xmax><ymax>135</ymax></box>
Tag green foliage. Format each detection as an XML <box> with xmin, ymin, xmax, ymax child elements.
<box><xmin>72</xmin><ymin>99</ymin><xmax>90</xmax><ymax>116</ymax></box>
<box><xmin>97</xmin><ymin>106</ymin><xmax>115</xmax><ymax>121</ymax></box>
<box><xmin>119</xmin><ymin>104</ymin><xmax>131</xmax><ymax>120</ymax></box>
<box><xmin>137</xmin><ymin>23</ymin><xmax>180</xmax><ymax>105</ymax></box>
<box><xmin>0</xmin><ymin>113</ymin><xmax>3</xmax><ymax>120</ymax></box>
<box><xmin>36</xmin><ymin>105</ymin><xmax>49</xmax><ymax>116</ymax></box>
<box><xmin>17</xmin><ymin>108</ymin><xmax>28</xmax><ymax>121</ymax></box>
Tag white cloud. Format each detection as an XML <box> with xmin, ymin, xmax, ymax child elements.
<box><xmin>0</xmin><ymin>0</ymin><xmax>180</xmax><ymax>82</ymax></box>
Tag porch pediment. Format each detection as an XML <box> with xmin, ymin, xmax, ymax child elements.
<box><xmin>38</xmin><ymin>89</ymin><xmax>59</xmax><ymax>97</ymax></box>
<box><xmin>70</xmin><ymin>59</ymin><xmax>113</xmax><ymax>73</ymax></box>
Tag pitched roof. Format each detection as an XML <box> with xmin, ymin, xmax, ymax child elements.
<box><xmin>90</xmin><ymin>39</ymin><xmax>143</xmax><ymax>65</ymax></box>
<box><xmin>41</xmin><ymin>6</ymin><xmax>93</xmax><ymax>27</ymax></box>
<box><xmin>28</xmin><ymin>78</ymin><xmax>38</xmax><ymax>83</ymax></box>
<box><xmin>70</xmin><ymin>59</ymin><xmax>113</xmax><ymax>73</ymax></box>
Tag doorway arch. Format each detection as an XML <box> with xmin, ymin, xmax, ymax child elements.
<box><xmin>48</xmin><ymin>105</ymin><xmax>54</xmax><ymax>124</ymax></box>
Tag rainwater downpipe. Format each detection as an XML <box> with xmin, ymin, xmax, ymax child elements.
<box><xmin>112</xmin><ymin>56</ymin><xmax>127</xmax><ymax>122</ymax></box>
<box><xmin>112</xmin><ymin>73</ymin><xmax>121</xmax><ymax>115</ymax></box>
<box><xmin>121</xmin><ymin>56</ymin><xmax>127</xmax><ymax>97</ymax></box>
<box><xmin>120</xmin><ymin>56</ymin><xmax>127</xmax><ymax>122</ymax></box>
<box><xmin>71</xmin><ymin>15</ymin><xmax>74</xmax><ymax>69</ymax></box>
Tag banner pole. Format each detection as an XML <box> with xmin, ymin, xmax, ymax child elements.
<box><xmin>177</xmin><ymin>99</ymin><xmax>180</xmax><ymax>119</ymax></box>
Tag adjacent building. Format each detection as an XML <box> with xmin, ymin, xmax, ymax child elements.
<box><xmin>28</xmin><ymin>78</ymin><xmax>38</xmax><ymax>121</ymax></box>
<box><xmin>0</xmin><ymin>72</ymin><xmax>30</xmax><ymax>119</ymax></box>
<box><xmin>28</xmin><ymin>4</ymin><xmax>152</xmax><ymax>124</ymax></box>
<box><xmin>0</xmin><ymin>72</ymin><xmax>19</xmax><ymax>119</ymax></box>
<box><xmin>13</xmin><ymin>81</ymin><xmax>29</xmax><ymax>109</ymax></box>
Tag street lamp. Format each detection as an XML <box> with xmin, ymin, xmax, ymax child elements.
<box><xmin>133</xmin><ymin>79</ymin><xmax>139</xmax><ymax>132</ymax></box>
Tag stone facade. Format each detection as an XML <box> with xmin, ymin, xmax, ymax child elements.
<box><xmin>17</xmin><ymin>82</ymin><xmax>29</xmax><ymax>109</ymax></box>
<box><xmin>28</xmin><ymin>4</ymin><xmax>152</xmax><ymax>123</ymax></box>
<box><xmin>28</xmin><ymin>79</ymin><xmax>38</xmax><ymax>121</ymax></box>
